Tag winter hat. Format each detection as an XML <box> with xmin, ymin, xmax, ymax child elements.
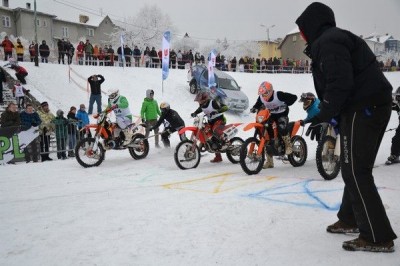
<box><xmin>146</xmin><ymin>89</ymin><xmax>154</xmax><ymax>98</ymax></box>
<box><xmin>56</xmin><ymin>109</ymin><xmax>64</xmax><ymax>116</ymax></box>
<box><xmin>41</xmin><ymin>101</ymin><xmax>48</xmax><ymax>107</ymax></box>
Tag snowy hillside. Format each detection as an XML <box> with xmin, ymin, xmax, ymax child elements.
<box><xmin>1</xmin><ymin>61</ymin><xmax>400</xmax><ymax>265</ymax></box>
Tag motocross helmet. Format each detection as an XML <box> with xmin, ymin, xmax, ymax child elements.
<box><xmin>258</xmin><ymin>81</ymin><xmax>273</xmax><ymax>101</ymax></box>
<box><xmin>160</xmin><ymin>102</ymin><xmax>170</xmax><ymax>113</ymax></box>
<box><xmin>194</xmin><ymin>91</ymin><xmax>210</xmax><ymax>105</ymax></box>
<box><xmin>299</xmin><ymin>92</ymin><xmax>316</xmax><ymax>110</ymax></box>
<box><xmin>107</xmin><ymin>88</ymin><xmax>120</xmax><ymax>101</ymax></box>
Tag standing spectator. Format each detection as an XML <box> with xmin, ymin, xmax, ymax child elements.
<box><xmin>1</xmin><ymin>102</ymin><xmax>20</xmax><ymax>128</ymax></box>
<box><xmin>149</xmin><ymin>47</ymin><xmax>158</xmax><ymax>68</ymax></box>
<box><xmin>67</xmin><ymin>106</ymin><xmax>78</xmax><ymax>157</ymax></box>
<box><xmin>38</xmin><ymin>101</ymin><xmax>55</xmax><ymax>162</ymax></box>
<box><xmin>98</xmin><ymin>47</ymin><xmax>105</xmax><ymax>66</ymax></box>
<box><xmin>117</xmin><ymin>45</ymin><xmax>124</xmax><ymax>67</ymax></box>
<box><xmin>20</xmin><ymin>103</ymin><xmax>42</xmax><ymax>163</ymax></box>
<box><xmin>141</xmin><ymin>89</ymin><xmax>161</xmax><ymax>148</ymax></box>
<box><xmin>133</xmin><ymin>45</ymin><xmax>141</xmax><ymax>67</ymax></box>
<box><xmin>84</xmin><ymin>39</ymin><xmax>94</xmax><ymax>65</ymax></box>
<box><xmin>65</xmin><ymin>40</ymin><xmax>74</xmax><ymax>65</ymax></box>
<box><xmin>158</xmin><ymin>49</ymin><xmax>162</xmax><ymax>68</ymax></box>
<box><xmin>0</xmin><ymin>68</ymin><xmax>6</xmax><ymax>104</ymax></box>
<box><xmin>170</xmin><ymin>49</ymin><xmax>177</xmax><ymax>68</ymax></box>
<box><xmin>15</xmin><ymin>38</ymin><xmax>24</xmax><ymax>62</ymax></box>
<box><xmin>107</xmin><ymin>45</ymin><xmax>114</xmax><ymax>66</ymax></box>
<box><xmin>57</xmin><ymin>38</ymin><xmax>66</xmax><ymax>64</ymax></box>
<box><xmin>296</xmin><ymin>2</ymin><xmax>397</xmax><ymax>252</ymax></box>
<box><xmin>1</xmin><ymin>36</ymin><xmax>14</xmax><ymax>61</ymax></box>
<box><xmin>386</xmin><ymin>87</ymin><xmax>400</xmax><ymax>164</ymax></box>
<box><xmin>87</xmin><ymin>74</ymin><xmax>105</xmax><ymax>114</ymax></box>
<box><xmin>92</xmin><ymin>44</ymin><xmax>99</xmax><ymax>66</ymax></box>
<box><xmin>177</xmin><ymin>50</ymin><xmax>183</xmax><ymax>69</ymax></box>
<box><xmin>194</xmin><ymin>52</ymin><xmax>201</xmax><ymax>65</ymax></box>
<box><xmin>12</xmin><ymin>80</ymin><xmax>29</xmax><ymax>110</ymax></box>
<box><xmin>52</xmin><ymin>109</ymin><xmax>68</xmax><ymax>160</ymax></box>
<box><xmin>124</xmin><ymin>45</ymin><xmax>132</xmax><ymax>67</ymax></box>
<box><xmin>1</xmin><ymin>102</ymin><xmax>20</xmax><ymax>164</ymax></box>
<box><xmin>187</xmin><ymin>50</ymin><xmax>194</xmax><ymax>66</ymax></box>
<box><xmin>231</xmin><ymin>56</ymin><xmax>237</xmax><ymax>71</ymax></box>
<box><xmin>76</xmin><ymin>103</ymin><xmax>90</xmax><ymax>139</ymax></box>
<box><xmin>39</xmin><ymin>40</ymin><xmax>50</xmax><ymax>63</ymax></box>
<box><xmin>76</xmin><ymin>41</ymin><xmax>84</xmax><ymax>65</ymax></box>
<box><xmin>143</xmin><ymin>46</ymin><xmax>150</xmax><ymax>68</ymax></box>
<box><xmin>104</xmin><ymin>45</ymin><xmax>110</xmax><ymax>66</ymax></box>
<box><xmin>28</xmin><ymin>41</ymin><xmax>36</xmax><ymax>62</ymax></box>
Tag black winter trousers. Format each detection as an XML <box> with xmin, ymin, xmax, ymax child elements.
<box><xmin>390</xmin><ymin>118</ymin><xmax>400</xmax><ymax>156</ymax></box>
<box><xmin>337</xmin><ymin>103</ymin><xmax>397</xmax><ymax>243</ymax></box>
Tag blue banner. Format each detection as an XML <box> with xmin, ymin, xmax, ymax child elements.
<box><xmin>208</xmin><ymin>49</ymin><xmax>216</xmax><ymax>88</ymax></box>
<box><xmin>162</xmin><ymin>31</ymin><xmax>171</xmax><ymax>81</ymax></box>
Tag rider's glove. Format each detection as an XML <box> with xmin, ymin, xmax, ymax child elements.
<box><xmin>111</xmin><ymin>104</ymin><xmax>118</xmax><ymax>110</ymax></box>
<box><xmin>306</xmin><ymin>116</ymin><xmax>329</xmax><ymax>141</ymax></box>
<box><xmin>299</xmin><ymin>120</ymin><xmax>305</xmax><ymax>126</ymax></box>
<box><xmin>148</xmin><ymin>126</ymin><xmax>154</xmax><ymax>132</ymax></box>
<box><xmin>250</xmin><ymin>107</ymin><xmax>257</xmax><ymax>113</ymax></box>
<box><xmin>190</xmin><ymin>113</ymin><xmax>196</xmax><ymax>118</ymax></box>
<box><xmin>142</xmin><ymin>118</ymin><xmax>146</xmax><ymax>123</ymax></box>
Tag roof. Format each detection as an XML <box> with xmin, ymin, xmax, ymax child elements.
<box><xmin>364</xmin><ymin>34</ymin><xmax>394</xmax><ymax>43</ymax></box>
<box><xmin>277</xmin><ymin>28</ymin><xmax>301</xmax><ymax>49</ymax></box>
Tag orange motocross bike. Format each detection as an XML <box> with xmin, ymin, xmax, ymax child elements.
<box><xmin>239</xmin><ymin>109</ymin><xmax>308</xmax><ymax>175</ymax></box>
<box><xmin>75</xmin><ymin>108</ymin><xmax>149</xmax><ymax>168</ymax></box>
<box><xmin>174</xmin><ymin>114</ymin><xmax>244</xmax><ymax>169</ymax></box>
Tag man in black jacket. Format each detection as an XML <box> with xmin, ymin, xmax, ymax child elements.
<box><xmin>149</xmin><ymin>102</ymin><xmax>185</xmax><ymax>148</ymax></box>
<box><xmin>87</xmin><ymin>74</ymin><xmax>105</xmax><ymax>114</ymax></box>
<box><xmin>39</xmin><ymin>40</ymin><xmax>50</xmax><ymax>63</ymax></box>
<box><xmin>296</xmin><ymin>2</ymin><xmax>396</xmax><ymax>252</ymax></box>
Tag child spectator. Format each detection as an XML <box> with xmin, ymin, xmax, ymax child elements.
<box><xmin>76</xmin><ymin>103</ymin><xmax>90</xmax><ymax>139</ymax></box>
<box><xmin>12</xmin><ymin>80</ymin><xmax>29</xmax><ymax>110</ymax></box>
<box><xmin>52</xmin><ymin>109</ymin><xmax>68</xmax><ymax>160</ymax></box>
<box><xmin>67</xmin><ymin>106</ymin><xmax>78</xmax><ymax>157</ymax></box>
<box><xmin>20</xmin><ymin>103</ymin><xmax>42</xmax><ymax>163</ymax></box>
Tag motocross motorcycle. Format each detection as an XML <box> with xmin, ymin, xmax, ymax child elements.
<box><xmin>239</xmin><ymin>109</ymin><xmax>307</xmax><ymax>175</ymax></box>
<box><xmin>174</xmin><ymin>114</ymin><xmax>244</xmax><ymax>170</ymax></box>
<box><xmin>75</xmin><ymin>108</ymin><xmax>149</xmax><ymax>168</ymax></box>
<box><xmin>315</xmin><ymin>121</ymin><xmax>340</xmax><ymax>180</ymax></box>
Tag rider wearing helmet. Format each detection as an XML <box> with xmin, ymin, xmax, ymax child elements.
<box><xmin>250</xmin><ymin>81</ymin><xmax>297</xmax><ymax>168</ymax></box>
<box><xmin>149</xmin><ymin>102</ymin><xmax>186</xmax><ymax>147</ymax></box>
<box><xmin>299</xmin><ymin>92</ymin><xmax>321</xmax><ymax>124</ymax></box>
<box><xmin>191</xmin><ymin>90</ymin><xmax>229</xmax><ymax>163</ymax></box>
<box><xmin>107</xmin><ymin>88</ymin><xmax>133</xmax><ymax>145</ymax></box>
<box><xmin>386</xmin><ymin>86</ymin><xmax>400</xmax><ymax>164</ymax></box>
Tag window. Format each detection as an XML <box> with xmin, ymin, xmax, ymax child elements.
<box><xmin>36</xmin><ymin>19</ymin><xmax>40</xmax><ymax>26</ymax></box>
<box><xmin>43</xmin><ymin>20</ymin><xmax>47</xmax><ymax>27</ymax></box>
<box><xmin>292</xmin><ymin>35</ymin><xmax>297</xmax><ymax>42</ymax></box>
<box><xmin>87</xmin><ymin>28</ymin><xmax>94</xmax><ymax>37</ymax></box>
<box><xmin>62</xmin><ymin>27</ymin><xmax>69</xmax><ymax>38</ymax></box>
<box><xmin>2</xmin><ymin>16</ymin><xmax>11</xmax><ymax>28</ymax></box>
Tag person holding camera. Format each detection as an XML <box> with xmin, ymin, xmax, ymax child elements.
<box><xmin>87</xmin><ymin>74</ymin><xmax>105</xmax><ymax>114</ymax></box>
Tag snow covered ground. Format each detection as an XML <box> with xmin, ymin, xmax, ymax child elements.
<box><xmin>1</xmin><ymin>62</ymin><xmax>400</xmax><ymax>265</ymax></box>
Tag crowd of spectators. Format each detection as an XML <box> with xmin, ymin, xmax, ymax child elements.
<box><xmin>1</xmin><ymin>35</ymin><xmax>400</xmax><ymax>74</ymax></box>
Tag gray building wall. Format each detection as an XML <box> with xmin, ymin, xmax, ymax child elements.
<box><xmin>0</xmin><ymin>7</ymin><xmax>16</xmax><ymax>37</ymax></box>
<box><xmin>15</xmin><ymin>10</ymin><xmax>54</xmax><ymax>45</ymax></box>
<box><xmin>95</xmin><ymin>16</ymin><xmax>116</xmax><ymax>45</ymax></box>
<box><xmin>279</xmin><ymin>33</ymin><xmax>308</xmax><ymax>61</ymax></box>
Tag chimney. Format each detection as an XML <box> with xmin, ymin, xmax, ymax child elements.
<box><xmin>26</xmin><ymin>2</ymin><xmax>31</xmax><ymax>9</ymax></box>
<box><xmin>79</xmin><ymin>15</ymin><xmax>89</xmax><ymax>24</ymax></box>
<box><xmin>2</xmin><ymin>0</ymin><xmax>9</xmax><ymax>7</ymax></box>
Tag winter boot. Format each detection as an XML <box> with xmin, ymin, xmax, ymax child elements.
<box><xmin>263</xmin><ymin>154</ymin><xmax>274</xmax><ymax>169</ymax></box>
<box><xmin>210</xmin><ymin>153</ymin><xmax>223</xmax><ymax>163</ymax></box>
<box><xmin>342</xmin><ymin>237</ymin><xmax>394</xmax><ymax>252</ymax></box>
<box><xmin>122</xmin><ymin>128</ymin><xmax>133</xmax><ymax>146</ymax></box>
<box><xmin>282</xmin><ymin>135</ymin><xmax>293</xmax><ymax>155</ymax></box>
<box><xmin>68</xmin><ymin>151</ymin><xmax>75</xmax><ymax>157</ymax></box>
<box><xmin>326</xmin><ymin>220</ymin><xmax>359</xmax><ymax>234</ymax></box>
<box><xmin>385</xmin><ymin>154</ymin><xmax>400</xmax><ymax>165</ymax></box>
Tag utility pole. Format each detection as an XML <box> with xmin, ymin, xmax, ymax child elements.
<box><xmin>34</xmin><ymin>0</ymin><xmax>39</xmax><ymax>67</ymax></box>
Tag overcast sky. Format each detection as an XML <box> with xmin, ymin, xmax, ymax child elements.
<box><xmin>10</xmin><ymin>0</ymin><xmax>400</xmax><ymax>42</ymax></box>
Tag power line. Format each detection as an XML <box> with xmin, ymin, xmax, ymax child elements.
<box><xmin>52</xmin><ymin>0</ymin><xmax>264</xmax><ymax>42</ymax></box>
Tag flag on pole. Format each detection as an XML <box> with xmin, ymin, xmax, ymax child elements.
<box><xmin>162</xmin><ymin>31</ymin><xmax>171</xmax><ymax>81</ymax></box>
<box><xmin>208</xmin><ymin>49</ymin><xmax>216</xmax><ymax>88</ymax></box>
<box><xmin>120</xmin><ymin>33</ymin><xmax>125</xmax><ymax>63</ymax></box>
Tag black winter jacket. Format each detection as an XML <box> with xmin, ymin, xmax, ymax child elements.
<box><xmin>153</xmin><ymin>108</ymin><xmax>185</xmax><ymax>132</ymax></box>
<box><xmin>87</xmin><ymin>75</ymin><xmax>105</xmax><ymax>95</ymax></box>
<box><xmin>296</xmin><ymin>2</ymin><xmax>392</xmax><ymax>122</ymax></box>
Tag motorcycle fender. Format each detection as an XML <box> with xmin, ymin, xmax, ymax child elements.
<box><xmin>291</xmin><ymin>121</ymin><xmax>301</xmax><ymax>136</ymax></box>
<box><xmin>243</xmin><ymin>122</ymin><xmax>263</xmax><ymax>132</ymax></box>
<box><xmin>178</xmin><ymin>126</ymin><xmax>199</xmax><ymax>135</ymax></box>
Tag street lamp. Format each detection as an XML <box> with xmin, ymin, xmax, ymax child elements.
<box><xmin>260</xmin><ymin>24</ymin><xmax>275</xmax><ymax>58</ymax></box>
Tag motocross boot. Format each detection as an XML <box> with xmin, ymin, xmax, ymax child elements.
<box><xmin>210</xmin><ymin>152</ymin><xmax>223</xmax><ymax>163</ymax></box>
<box><xmin>263</xmin><ymin>154</ymin><xmax>274</xmax><ymax>169</ymax></box>
<box><xmin>122</xmin><ymin>128</ymin><xmax>133</xmax><ymax>146</ymax></box>
<box><xmin>282</xmin><ymin>135</ymin><xmax>293</xmax><ymax>155</ymax></box>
